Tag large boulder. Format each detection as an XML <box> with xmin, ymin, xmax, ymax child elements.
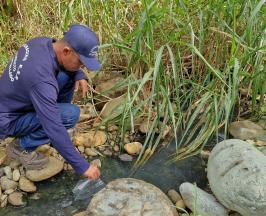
<box><xmin>86</xmin><ymin>178</ymin><xmax>178</xmax><ymax>216</ymax></box>
<box><xmin>179</xmin><ymin>182</ymin><xmax>228</xmax><ymax>216</ymax></box>
<box><xmin>26</xmin><ymin>157</ymin><xmax>64</xmax><ymax>182</ymax></box>
<box><xmin>207</xmin><ymin>139</ymin><xmax>266</xmax><ymax>216</ymax></box>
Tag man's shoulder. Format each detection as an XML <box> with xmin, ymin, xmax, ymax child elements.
<box><xmin>27</xmin><ymin>37</ymin><xmax>52</xmax><ymax>45</ymax></box>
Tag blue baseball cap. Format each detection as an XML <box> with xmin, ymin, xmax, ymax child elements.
<box><xmin>63</xmin><ymin>24</ymin><xmax>101</xmax><ymax>71</ymax></box>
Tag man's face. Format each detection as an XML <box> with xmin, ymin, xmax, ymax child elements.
<box><xmin>61</xmin><ymin>47</ymin><xmax>84</xmax><ymax>72</ymax></box>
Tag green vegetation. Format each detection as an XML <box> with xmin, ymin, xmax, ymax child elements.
<box><xmin>0</xmin><ymin>0</ymin><xmax>265</xmax><ymax>166</ymax></box>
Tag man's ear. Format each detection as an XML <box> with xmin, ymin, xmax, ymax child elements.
<box><xmin>62</xmin><ymin>46</ymin><xmax>71</xmax><ymax>56</ymax></box>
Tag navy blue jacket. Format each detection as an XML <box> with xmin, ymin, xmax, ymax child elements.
<box><xmin>0</xmin><ymin>37</ymin><xmax>90</xmax><ymax>175</ymax></box>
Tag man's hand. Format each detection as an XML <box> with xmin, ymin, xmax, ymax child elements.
<box><xmin>74</xmin><ymin>79</ymin><xmax>89</xmax><ymax>98</ymax></box>
<box><xmin>83</xmin><ymin>164</ymin><xmax>101</xmax><ymax>180</ymax></box>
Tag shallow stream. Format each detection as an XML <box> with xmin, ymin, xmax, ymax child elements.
<box><xmin>0</xmin><ymin>141</ymin><xmax>208</xmax><ymax>216</ymax></box>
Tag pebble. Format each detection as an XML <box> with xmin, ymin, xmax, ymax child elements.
<box><xmin>119</xmin><ymin>154</ymin><xmax>133</xmax><ymax>162</ymax></box>
<box><xmin>12</xmin><ymin>169</ymin><xmax>20</xmax><ymax>182</ymax></box>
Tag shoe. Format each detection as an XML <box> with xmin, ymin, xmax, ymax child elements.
<box><xmin>6</xmin><ymin>140</ymin><xmax>49</xmax><ymax>170</ymax></box>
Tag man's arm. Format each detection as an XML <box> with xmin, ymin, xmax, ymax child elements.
<box><xmin>29</xmin><ymin>82</ymin><xmax>89</xmax><ymax>175</ymax></box>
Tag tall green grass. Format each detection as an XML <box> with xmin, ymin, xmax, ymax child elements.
<box><xmin>0</xmin><ymin>0</ymin><xmax>265</xmax><ymax>165</ymax></box>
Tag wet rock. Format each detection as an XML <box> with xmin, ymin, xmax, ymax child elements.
<box><xmin>119</xmin><ymin>153</ymin><xmax>133</xmax><ymax>162</ymax></box>
<box><xmin>180</xmin><ymin>182</ymin><xmax>228</xmax><ymax>216</ymax></box>
<box><xmin>19</xmin><ymin>176</ymin><xmax>37</xmax><ymax>192</ymax></box>
<box><xmin>26</xmin><ymin>157</ymin><xmax>64</xmax><ymax>182</ymax></box>
<box><xmin>0</xmin><ymin>176</ymin><xmax>18</xmax><ymax>191</ymax></box>
<box><xmin>86</xmin><ymin>178</ymin><xmax>178</xmax><ymax>216</ymax></box>
<box><xmin>103</xmin><ymin>149</ymin><xmax>112</xmax><ymax>157</ymax></box>
<box><xmin>85</xmin><ymin>148</ymin><xmax>98</xmax><ymax>157</ymax></box>
<box><xmin>12</xmin><ymin>169</ymin><xmax>20</xmax><ymax>182</ymax></box>
<box><xmin>8</xmin><ymin>192</ymin><xmax>25</xmax><ymax>206</ymax></box>
<box><xmin>29</xmin><ymin>192</ymin><xmax>41</xmax><ymax>200</ymax></box>
<box><xmin>0</xmin><ymin>148</ymin><xmax>7</xmax><ymax>165</ymax></box>
<box><xmin>90</xmin><ymin>159</ymin><xmax>101</xmax><ymax>168</ymax></box>
<box><xmin>229</xmin><ymin>120</ymin><xmax>266</xmax><ymax>140</ymax></box>
<box><xmin>4</xmin><ymin>166</ymin><xmax>12</xmax><ymax>180</ymax></box>
<box><xmin>124</xmin><ymin>142</ymin><xmax>142</xmax><ymax>155</ymax></box>
<box><xmin>208</xmin><ymin>139</ymin><xmax>266</xmax><ymax>216</ymax></box>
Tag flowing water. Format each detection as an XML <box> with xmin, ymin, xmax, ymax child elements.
<box><xmin>0</xmin><ymin>140</ymin><xmax>208</xmax><ymax>216</ymax></box>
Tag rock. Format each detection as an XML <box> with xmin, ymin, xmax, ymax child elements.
<box><xmin>229</xmin><ymin>120</ymin><xmax>266</xmax><ymax>140</ymax></box>
<box><xmin>79</xmin><ymin>114</ymin><xmax>92</xmax><ymax>122</ymax></box>
<box><xmin>19</xmin><ymin>166</ymin><xmax>25</xmax><ymax>176</ymax></box>
<box><xmin>73</xmin><ymin>135</ymin><xmax>87</xmax><ymax>146</ymax></box>
<box><xmin>139</xmin><ymin>119</ymin><xmax>152</xmax><ymax>133</ymax></box>
<box><xmin>78</xmin><ymin>146</ymin><xmax>85</xmax><ymax>153</ymax></box>
<box><xmin>86</xmin><ymin>178</ymin><xmax>178</xmax><ymax>216</ymax></box>
<box><xmin>200</xmin><ymin>150</ymin><xmax>210</xmax><ymax>159</ymax></box>
<box><xmin>180</xmin><ymin>182</ymin><xmax>228</xmax><ymax>216</ymax></box>
<box><xmin>100</xmin><ymin>95</ymin><xmax>126</xmax><ymax>120</ymax></box>
<box><xmin>113</xmin><ymin>145</ymin><xmax>120</xmax><ymax>152</ymax></box>
<box><xmin>0</xmin><ymin>168</ymin><xmax>4</xmax><ymax>178</ymax></box>
<box><xmin>95</xmin><ymin>77</ymin><xmax>126</xmax><ymax>99</ymax></box>
<box><xmin>67</xmin><ymin>164</ymin><xmax>73</xmax><ymax>171</ymax></box>
<box><xmin>90</xmin><ymin>159</ymin><xmax>101</xmax><ymax>168</ymax></box>
<box><xmin>36</xmin><ymin>144</ymin><xmax>51</xmax><ymax>154</ymax></box>
<box><xmin>4</xmin><ymin>166</ymin><xmax>12</xmax><ymax>179</ymax></box>
<box><xmin>74</xmin><ymin>131</ymin><xmax>107</xmax><ymax>147</ymax></box>
<box><xmin>26</xmin><ymin>157</ymin><xmax>64</xmax><ymax>182</ymax></box>
<box><xmin>207</xmin><ymin>139</ymin><xmax>266</xmax><ymax>216</ymax></box>
<box><xmin>9</xmin><ymin>160</ymin><xmax>21</xmax><ymax>169</ymax></box>
<box><xmin>73</xmin><ymin>211</ymin><xmax>86</xmax><ymax>216</ymax></box>
<box><xmin>12</xmin><ymin>169</ymin><xmax>20</xmax><ymax>182</ymax></box>
<box><xmin>119</xmin><ymin>154</ymin><xmax>133</xmax><ymax>162</ymax></box>
<box><xmin>175</xmin><ymin>199</ymin><xmax>186</xmax><ymax>210</ymax></box>
<box><xmin>4</xmin><ymin>189</ymin><xmax>14</xmax><ymax>195</ymax></box>
<box><xmin>8</xmin><ymin>192</ymin><xmax>25</xmax><ymax>206</ymax></box>
<box><xmin>124</xmin><ymin>142</ymin><xmax>142</xmax><ymax>155</ymax></box>
<box><xmin>85</xmin><ymin>148</ymin><xmax>98</xmax><ymax>157</ymax></box>
<box><xmin>0</xmin><ymin>194</ymin><xmax>8</xmax><ymax>208</ymax></box>
<box><xmin>29</xmin><ymin>192</ymin><xmax>41</xmax><ymax>200</ymax></box>
<box><xmin>255</xmin><ymin>140</ymin><xmax>266</xmax><ymax>146</ymax></box>
<box><xmin>0</xmin><ymin>148</ymin><xmax>7</xmax><ymax>165</ymax></box>
<box><xmin>246</xmin><ymin>139</ymin><xmax>255</xmax><ymax>145</ymax></box>
<box><xmin>108</xmin><ymin>125</ymin><xmax>118</xmax><ymax>132</ymax></box>
<box><xmin>0</xmin><ymin>176</ymin><xmax>18</xmax><ymax>191</ymax></box>
<box><xmin>103</xmin><ymin>149</ymin><xmax>112</xmax><ymax>157</ymax></box>
<box><xmin>19</xmin><ymin>176</ymin><xmax>37</xmax><ymax>192</ymax></box>
<box><xmin>167</xmin><ymin>189</ymin><xmax>182</xmax><ymax>203</ymax></box>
